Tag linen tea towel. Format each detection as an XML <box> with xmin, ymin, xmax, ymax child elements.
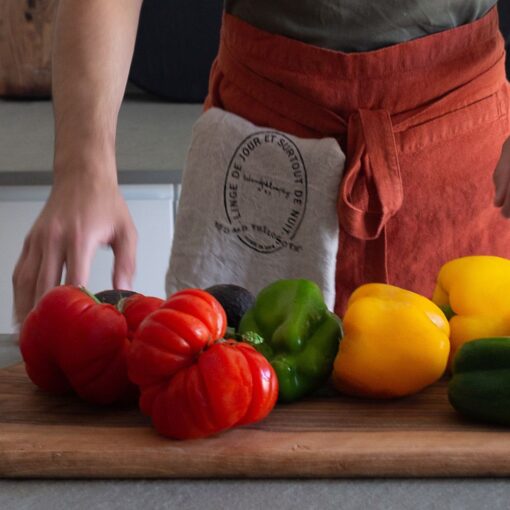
<box><xmin>166</xmin><ymin>108</ymin><xmax>346</xmax><ymax>310</ymax></box>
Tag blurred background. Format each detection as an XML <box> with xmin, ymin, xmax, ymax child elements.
<box><xmin>0</xmin><ymin>0</ymin><xmax>223</xmax><ymax>101</ymax></box>
<box><xmin>0</xmin><ymin>1</ymin><xmax>509</xmax><ymax>333</ymax></box>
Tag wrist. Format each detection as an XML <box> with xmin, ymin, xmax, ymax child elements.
<box><xmin>53</xmin><ymin>144</ymin><xmax>118</xmax><ymax>188</ymax></box>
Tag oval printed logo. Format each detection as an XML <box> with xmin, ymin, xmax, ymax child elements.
<box><xmin>224</xmin><ymin>131</ymin><xmax>307</xmax><ymax>254</ymax></box>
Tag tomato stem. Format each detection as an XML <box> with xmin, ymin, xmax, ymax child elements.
<box><xmin>224</xmin><ymin>329</ymin><xmax>264</xmax><ymax>346</ymax></box>
<box><xmin>440</xmin><ymin>304</ymin><xmax>456</xmax><ymax>321</ymax></box>
<box><xmin>79</xmin><ymin>286</ymin><xmax>101</xmax><ymax>304</ymax></box>
<box><xmin>117</xmin><ymin>297</ymin><xmax>128</xmax><ymax>313</ymax></box>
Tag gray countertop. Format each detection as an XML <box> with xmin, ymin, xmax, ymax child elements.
<box><xmin>0</xmin><ymin>95</ymin><xmax>202</xmax><ymax>185</ymax></box>
<box><xmin>1</xmin><ymin>333</ymin><xmax>510</xmax><ymax>510</ymax></box>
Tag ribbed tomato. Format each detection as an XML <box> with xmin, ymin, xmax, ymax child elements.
<box><xmin>127</xmin><ymin>288</ymin><xmax>278</xmax><ymax>439</ymax></box>
<box><xmin>20</xmin><ymin>286</ymin><xmax>163</xmax><ymax>404</ymax></box>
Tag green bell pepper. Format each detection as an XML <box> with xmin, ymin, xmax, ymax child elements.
<box><xmin>448</xmin><ymin>337</ymin><xmax>510</xmax><ymax>425</ymax></box>
<box><xmin>238</xmin><ymin>279</ymin><xmax>343</xmax><ymax>403</ymax></box>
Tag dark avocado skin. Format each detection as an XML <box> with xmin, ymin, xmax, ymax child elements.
<box><xmin>95</xmin><ymin>290</ymin><xmax>137</xmax><ymax>305</ymax></box>
<box><xmin>205</xmin><ymin>284</ymin><xmax>255</xmax><ymax>330</ymax></box>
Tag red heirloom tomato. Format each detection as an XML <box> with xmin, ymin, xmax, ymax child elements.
<box><xmin>20</xmin><ymin>286</ymin><xmax>163</xmax><ymax>404</ymax></box>
<box><xmin>121</xmin><ymin>294</ymin><xmax>166</xmax><ymax>339</ymax></box>
<box><xmin>127</xmin><ymin>288</ymin><xmax>278</xmax><ymax>439</ymax></box>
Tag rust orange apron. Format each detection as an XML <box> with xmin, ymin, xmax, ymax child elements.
<box><xmin>205</xmin><ymin>7</ymin><xmax>510</xmax><ymax>316</ymax></box>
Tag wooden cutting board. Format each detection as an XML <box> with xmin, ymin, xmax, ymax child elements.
<box><xmin>1</xmin><ymin>362</ymin><xmax>510</xmax><ymax>479</ymax></box>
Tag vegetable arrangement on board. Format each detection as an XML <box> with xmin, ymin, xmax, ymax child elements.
<box><xmin>18</xmin><ymin>255</ymin><xmax>510</xmax><ymax>439</ymax></box>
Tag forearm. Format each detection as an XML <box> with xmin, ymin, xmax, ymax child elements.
<box><xmin>52</xmin><ymin>0</ymin><xmax>143</xmax><ymax>182</ymax></box>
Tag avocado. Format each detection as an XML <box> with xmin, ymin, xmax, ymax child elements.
<box><xmin>95</xmin><ymin>290</ymin><xmax>137</xmax><ymax>305</ymax></box>
<box><xmin>205</xmin><ymin>284</ymin><xmax>255</xmax><ymax>330</ymax></box>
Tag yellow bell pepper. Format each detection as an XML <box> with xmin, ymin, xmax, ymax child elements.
<box><xmin>432</xmin><ymin>255</ymin><xmax>510</xmax><ymax>367</ymax></box>
<box><xmin>332</xmin><ymin>283</ymin><xmax>450</xmax><ymax>398</ymax></box>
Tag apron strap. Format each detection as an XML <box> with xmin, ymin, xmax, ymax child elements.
<box><xmin>339</xmin><ymin>109</ymin><xmax>403</xmax><ymax>241</ymax></box>
<box><xmin>338</xmin><ymin>109</ymin><xmax>403</xmax><ymax>284</ymax></box>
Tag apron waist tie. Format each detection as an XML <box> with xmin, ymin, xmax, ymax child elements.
<box><xmin>339</xmin><ymin>109</ymin><xmax>404</xmax><ymax>282</ymax></box>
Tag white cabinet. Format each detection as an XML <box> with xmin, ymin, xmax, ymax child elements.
<box><xmin>0</xmin><ymin>184</ymin><xmax>177</xmax><ymax>333</ymax></box>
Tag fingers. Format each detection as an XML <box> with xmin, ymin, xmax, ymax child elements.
<box><xmin>111</xmin><ymin>224</ymin><xmax>137</xmax><ymax>291</ymax></box>
<box><xmin>502</xmin><ymin>184</ymin><xmax>510</xmax><ymax>219</ymax></box>
<box><xmin>35</xmin><ymin>240</ymin><xmax>65</xmax><ymax>304</ymax></box>
<box><xmin>65</xmin><ymin>233</ymin><xmax>96</xmax><ymax>288</ymax></box>
<box><xmin>13</xmin><ymin>186</ymin><xmax>137</xmax><ymax>329</ymax></box>
<box><xmin>493</xmin><ymin>138</ymin><xmax>510</xmax><ymax>212</ymax></box>
<box><xmin>13</xmin><ymin>235</ymin><xmax>43</xmax><ymax>326</ymax></box>
<box><xmin>494</xmin><ymin>161</ymin><xmax>510</xmax><ymax>208</ymax></box>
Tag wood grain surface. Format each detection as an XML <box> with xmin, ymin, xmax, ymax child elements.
<box><xmin>0</xmin><ymin>0</ymin><xmax>57</xmax><ymax>96</ymax></box>
<box><xmin>1</xmin><ymin>363</ymin><xmax>510</xmax><ymax>479</ymax></box>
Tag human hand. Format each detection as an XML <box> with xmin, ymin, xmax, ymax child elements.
<box><xmin>12</xmin><ymin>168</ymin><xmax>137</xmax><ymax>325</ymax></box>
<box><xmin>493</xmin><ymin>136</ymin><xmax>510</xmax><ymax>218</ymax></box>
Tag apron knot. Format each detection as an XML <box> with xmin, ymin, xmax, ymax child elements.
<box><xmin>338</xmin><ymin>109</ymin><xmax>404</xmax><ymax>241</ymax></box>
